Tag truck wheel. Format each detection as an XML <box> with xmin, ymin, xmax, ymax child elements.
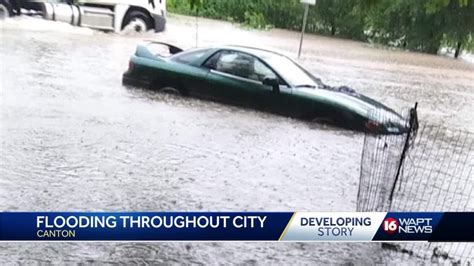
<box><xmin>0</xmin><ymin>0</ymin><xmax>13</xmax><ymax>19</ymax></box>
<box><xmin>122</xmin><ymin>10</ymin><xmax>152</xmax><ymax>33</ymax></box>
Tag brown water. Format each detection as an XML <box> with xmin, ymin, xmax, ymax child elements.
<box><xmin>0</xmin><ymin>14</ymin><xmax>473</xmax><ymax>264</ymax></box>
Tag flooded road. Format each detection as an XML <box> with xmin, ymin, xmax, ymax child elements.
<box><xmin>1</xmin><ymin>15</ymin><xmax>473</xmax><ymax>264</ymax></box>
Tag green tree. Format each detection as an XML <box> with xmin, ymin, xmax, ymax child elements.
<box><xmin>168</xmin><ymin>0</ymin><xmax>474</xmax><ymax>58</ymax></box>
<box><xmin>311</xmin><ymin>0</ymin><xmax>365</xmax><ymax>40</ymax></box>
<box><xmin>436</xmin><ymin>0</ymin><xmax>474</xmax><ymax>57</ymax></box>
<box><xmin>362</xmin><ymin>0</ymin><xmax>473</xmax><ymax>56</ymax></box>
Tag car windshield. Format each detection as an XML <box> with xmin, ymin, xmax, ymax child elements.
<box><xmin>263</xmin><ymin>55</ymin><xmax>318</xmax><ymax>87</ymax></box>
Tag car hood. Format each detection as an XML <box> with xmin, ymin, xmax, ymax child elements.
<box><xmin>294</xmin><ymin>87</ymin><xmax>407</xmax><ymax>125</ymax></box>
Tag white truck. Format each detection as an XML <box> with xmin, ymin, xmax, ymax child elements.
<box><xmin>0</xmin><ymin>0</ymin><xmax>167</xmax><ymax>32</ymax></box>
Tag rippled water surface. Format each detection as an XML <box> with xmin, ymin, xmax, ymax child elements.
<box><xmin>1</xmin><ymin>15</ymin><xmax>473</xmax><ymax>264</ymax></box>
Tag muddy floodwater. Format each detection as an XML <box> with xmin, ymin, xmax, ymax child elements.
<box><xmin>1</xmin><ymin>15</ymin><xmax>473</xmax><ymax>264</ymax></box>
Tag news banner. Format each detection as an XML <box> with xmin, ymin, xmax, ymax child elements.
<box><xmin>0</xmin><ymin>212</ymin><xmax>472</xmax><ymax>241</ymax></box>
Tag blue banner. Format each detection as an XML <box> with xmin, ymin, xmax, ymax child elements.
<box><xmin>0</xmin><ymin>212</ymin><xmax>472</xmax><ymax>241</ymax></box>
<box><xmin>0</xmin><ymin>212</ymin><xmax>292</xmax><ymax>241</ymax></box>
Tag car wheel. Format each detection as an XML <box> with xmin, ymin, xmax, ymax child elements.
<box><xmin>0</xmin><ymin>1</ymin><xmax>13</xmax><ymax>19</ymax></box>
<box><xmin>312</xmin><ymin>116</ymin><xmax>335</xmax><ymax>125</ymax></box>
<box><xmin>159</xmin><ymin>86</ymin><xmax>181</xmax><ymax>95</ymax></box>
<box><xmin>122</xmin><ymin>10</ymin><xmax>152</xmax><ymax>33</ymax></box>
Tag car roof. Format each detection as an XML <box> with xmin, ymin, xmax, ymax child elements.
<box><xmin>216</xmin><ymin>45</ymin><xmax>290</xmax><ymax>60</ymax></box>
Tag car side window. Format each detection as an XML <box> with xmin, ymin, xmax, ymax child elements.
<box><xmin>204</xmin><ymin>51</ymin><xmax>277</xmax><ymax>82</ymax></box>
<box><xmin>254</xmin><ymin>60</ymin><xmax>277</xmax><ymax>81</ymax></box>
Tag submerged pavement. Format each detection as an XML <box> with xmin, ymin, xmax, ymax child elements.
<box><xmin>1</xmin><ymin>15</ymin><xmax>473</xmax><ymax>264</ymax></box>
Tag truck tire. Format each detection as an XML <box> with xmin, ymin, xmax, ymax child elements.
<box><xmin>122</xmin><ymin>10</ymin><xmax>152</xmax><ymax>33</ymax></box>
<box><xmin>0</xmin><ymin>0</ymin><xmax>13</xmax><ymax>19</ymax></box>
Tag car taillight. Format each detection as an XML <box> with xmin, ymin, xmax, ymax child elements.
<box><xmin>129</xmin><ymin>60</ymin><xmax>134</xmax><ymax>70</ymax></box>
<box><xmin>365</xmin><ymin>120</ymin><xmax>381</xmax><ymax>133</ymax></box>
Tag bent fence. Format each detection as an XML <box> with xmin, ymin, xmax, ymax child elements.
<box><xmin>357</xmin><ymin>104</ymin><xmax>473</xmax><ymax>264</ymax></box>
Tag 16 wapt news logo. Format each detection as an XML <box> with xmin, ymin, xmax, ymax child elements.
<box><xmin>382</xmin><ymin>217</ymin><xmax>433</xmax><ymax>234</ymax></box>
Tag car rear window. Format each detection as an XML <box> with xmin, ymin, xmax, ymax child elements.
<box><xmin>172</xmin><ymin>48</ymin><xmax>210</xmax><ymax>64</ymax></box>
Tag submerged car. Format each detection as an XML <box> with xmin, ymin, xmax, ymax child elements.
<box><xmin>122</xmin><ymin>42</ymin><xmax>409</xmax><ymax>134</ymax></box>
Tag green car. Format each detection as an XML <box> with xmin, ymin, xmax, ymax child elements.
<box><xmin>122</xmin><ymin>42</ymin><xmax>409</xmax><ymax>134</ymax></box>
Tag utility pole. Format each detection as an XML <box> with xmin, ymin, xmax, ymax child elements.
<box><xmin>298</xmin><ymin>0</ymin><xmax>316</xmax><ymax>58</ymax></box>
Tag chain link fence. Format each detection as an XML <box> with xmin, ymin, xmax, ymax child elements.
<box><xmin>357</xmin><ymin>104</ymin><xmax>473</xmax><ymax>264</ymax></box>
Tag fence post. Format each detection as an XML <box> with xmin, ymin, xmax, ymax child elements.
<box><xmin>389</xmin><ymin>102</ymin><xmax>418</xmax><ymax>206</ymax></box>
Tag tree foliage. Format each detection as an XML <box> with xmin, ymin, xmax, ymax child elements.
<box><xmin>167</xmin><ymin>0</ymin><xmax>474</xmax><ymax>57</ymax></box>
<box><xmin>363</xmin><ymin>0</ymin><xmax>473</xmax><ymax>56</ymax></box>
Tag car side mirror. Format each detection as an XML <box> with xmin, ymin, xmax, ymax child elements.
<box><xmin>262</xmin><ymin>77</ymin><xmax>280</xmax><ymax>93</ymax></box>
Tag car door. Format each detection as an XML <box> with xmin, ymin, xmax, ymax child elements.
<box><xmin>201</xmin><ymin>50</ymin><xmax>270</xmax><ymax>108</ymax></box>
<box><xmin>249</xmin><ymin>59</ymin><xmax>300</xmax><ymax>116</ymax></box>
<box><xmin>167</xmin><ymin>48</ymin><xmax>215</xmax><ymax>97</ymax></box>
